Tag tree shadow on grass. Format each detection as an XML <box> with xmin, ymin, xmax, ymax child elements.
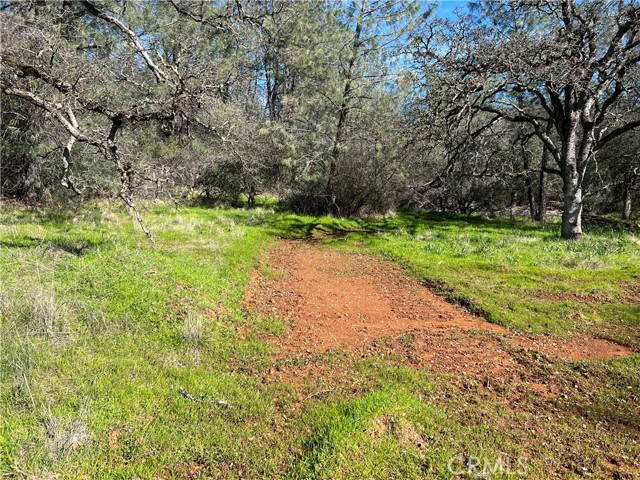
<box><xmin>258</xmin><ymin>209</ymin><xmax>551</xmax><ymax>240</ymax></box>
<box><xmin>0</xmin><ymin>236</ymin><xmax>109</xmax><ymax>256</ymax></box>
<box><xmin>263</xmin><ymin>215</ymin><xmax>389</xmax><ymax>239</ymax></box>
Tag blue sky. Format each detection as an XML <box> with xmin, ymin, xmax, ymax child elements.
<box><xmin>436</xmin><ymin>0</ymin><xmax>469</xmax><ymax>19</ymax></box>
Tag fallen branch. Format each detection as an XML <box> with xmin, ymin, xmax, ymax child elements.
<box><xmin>178</xmin><ymin>387</ymin><xmax>232</xmax><ymax>407</ymax></box>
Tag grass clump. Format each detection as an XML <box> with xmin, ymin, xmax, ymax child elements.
<box><xmin>181</xmin><ymin>311</ymin><xmax>207</xmax><ymax>346</ymax></box>
<box><xmin>25</xmin><ymin>289</ymin><xmax>69</xmax><ymax>339</ymax></box>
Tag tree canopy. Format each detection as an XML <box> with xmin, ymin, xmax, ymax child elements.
<box><xmin>2</xmin><ymin>0</ymin><xmax>639</xmax><ymax>238</ymax></box>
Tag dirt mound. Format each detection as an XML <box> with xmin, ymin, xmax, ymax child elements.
<box><xmin>244</xmin><ymin>241</ymin><xmax>633</xmax><ymax>363</ymax></box>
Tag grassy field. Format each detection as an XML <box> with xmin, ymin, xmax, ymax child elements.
<box><xmin>1</xmin><ymin>202</ymin><xmax>639</xmax><ymax>479</ymax></box>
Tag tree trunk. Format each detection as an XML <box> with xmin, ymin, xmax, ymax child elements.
<box><xmin>561</xmin><ymin>167</ymin><xmax>583</xmax><ymax>239</ymax></box>
<box><xmin>518</xmin><ymin>119</ymin><xmax>535</xmax><ymax>221</ymax></box>
<box><xmin>526</xmin><ymin>178</ymin><xmax>535</xmax><ymax>221</ymax></box>
<box><xmin>559</xmin><ymin>114</ymin><xmax>584</xmax><ymax>240</ymax></box>
<box><xmin>521</xmin><ymin>144</ymin><xmax>535</xmax><ymax>220</ymax></box>
<box><xmin>537</xmin><ymin>167</ymin><xmax>548</xmax><ymax>223</ymax></box>
<box><xmin>247</xmin><ymin>185</ymin><xmax>256</xmax><ymax>208</ymax></box>
<box><xmin>535</xmin><ymin>122</ymin><xmax>552</xmax><ymax>223</ymax></box>
<box><xmin>623</xmin><ymin>185</ymin><xmax>632</xmax><ymax>220</ymax></box>
<box><xmin>325</xmin><ymin>1</ymin><xmax>365</xmax><ymax>214</ymax></box>
<box><xmin>21</xmin><ymin>155</ymin><xmax>43</xmax><ymax>201</ymax></box>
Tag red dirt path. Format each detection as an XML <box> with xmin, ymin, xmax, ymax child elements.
<box><xmin>243</xmin><ymin>241</ymin><xmax>633</xmax><ymax>366</ymax></box>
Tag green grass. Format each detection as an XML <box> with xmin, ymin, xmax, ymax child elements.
<box><xmin>1</xmin><ymin>202</ymin><xmax>638</xmax><ymax>479</ymax></box>
<box><xmin>1</xmin><ymin>204</ymin><xmax>281</xmax><ymax>478</ymax></box>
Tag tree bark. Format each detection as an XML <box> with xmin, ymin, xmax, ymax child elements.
<box><xmin>520</xmin><ymin>137</ymin><xmax>535</xmax><ymax>220</ymax></box>
<box><xmin>526</xmin><ymin>177</ymin><xmax>535</xmax><ymax>221</ymax></box>
<box><xmin>535</xmin><ymin>122</ymin><xmax>552</xmax><ymax>223</ymax></box>
<box><xmin>558</xmin><ymin>110</ymin><xmax>585</xmax><ymax>240</ymax></box>
<box><xmin>623</xmin><ymin>185</ymin><xmax>632</xmax><ymax>220</ymax></box>
<box><xmin>561</xmin><ymin>165</ymin><xmax>583</xmax><ymax>239</ymax></box>
<box><xmin>536</xmin><ymin>166</ymin><xmax>548</xmax><ymax>223</ymax></box>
